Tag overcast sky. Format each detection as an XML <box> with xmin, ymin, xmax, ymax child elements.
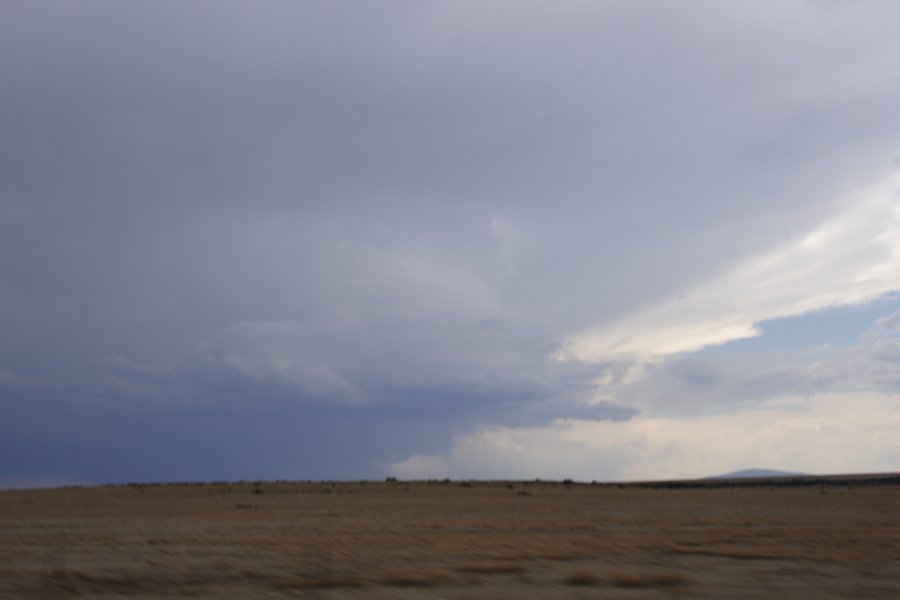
<box><xmin>3</xmin><ymin>1</ymin><xmax>900</xmax><ymax>487</ymax></box>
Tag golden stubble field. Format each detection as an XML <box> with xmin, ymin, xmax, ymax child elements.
<box><xmin>1</xmin><ymin>480</ymin><xmax>898</xmax><ymax>599</ymax></box>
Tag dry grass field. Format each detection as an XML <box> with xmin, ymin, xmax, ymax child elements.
<box><xmin>1</xmin><ymin>478</ymin><xmax>898</xmax><ymax>598</ymax></box>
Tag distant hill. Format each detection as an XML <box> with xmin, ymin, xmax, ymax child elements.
<box><xmin>705</xmin><ymin>468</ymin><xmax>806</xmax><ymax>479</ymax></box>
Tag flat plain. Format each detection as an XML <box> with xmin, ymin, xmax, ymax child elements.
<box><xmin>1</xmin><ymin>478</ymin><xmax>898</xmax><ymax>599</ymax></box>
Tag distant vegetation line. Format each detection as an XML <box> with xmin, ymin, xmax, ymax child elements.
<box><xmin>7</xmin><ymin>472</ymin><xmax>898</xmax><ymax>493</ymax></box>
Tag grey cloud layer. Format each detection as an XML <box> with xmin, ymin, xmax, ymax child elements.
<box><xmin>3</xmin><ymin>1</ymin><xmax>900</xmax><ymax>483</ymax></box>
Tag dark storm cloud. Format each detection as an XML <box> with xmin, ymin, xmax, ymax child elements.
<box><xmin>3</xmin><ymin>1</ymin><xmax>900</xmax><ymax>483</ymax></box>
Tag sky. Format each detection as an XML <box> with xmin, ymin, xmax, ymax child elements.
<box><xmin>2</xmin><ymin>1</ymin><xmax>900</xmax><ymax>487</ymax></box>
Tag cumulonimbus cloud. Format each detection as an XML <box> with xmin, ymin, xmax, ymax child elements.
<box><xmin>555</xmin><ymin>173</ymin><xmax>900</xmax><ymax>364</ymax></box>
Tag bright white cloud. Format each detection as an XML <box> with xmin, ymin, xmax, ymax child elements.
<box><xmin>556</xmin><ymin>173</ymin><xmax>900</xmax><ymax>364</ymax></box>
<box><xmin>387</xmin><ymin>391</ymin><xmax>900</xmax><ymax>481</ymax></box>
<box><xmin>549</xmin><ymin>303</ymin><xmax>900</xmax><ymax>416</ymax></box>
